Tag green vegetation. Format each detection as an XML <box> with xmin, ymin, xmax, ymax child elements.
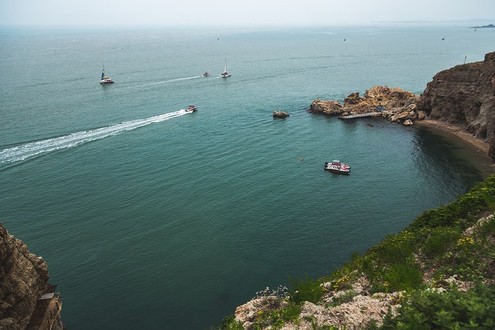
<box><xmin>219</xmin><ymin>316</ymin><xmax>245</xmax><ymax>330</ymax></box>
<box><xmin>289</xmin><ymin>276</ymin><xmax>325</xmax><ymax>304</ymax></box>
<box><xmin>380</xmin><ymin>285</ymin><xmax>495</xmax><ymax>330</ymax></box>
<box><xmin>251</xmin><ymin>303</ymin><xmax>302</xmax><ymax>329</ymax></box>
<box><xmin>220</xmin><ymin>175</ymin><xmax>495</xmax><ymax>329</ymax></box>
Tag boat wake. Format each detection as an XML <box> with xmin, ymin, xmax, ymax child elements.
<box><xmin>134</xmin><ymin>75</ymin><xmax>203</xmax><ymax>88</ymax></box>
<box><xmin>0</xmin><ymin>109</ymin><xmax>188</xmax><ymax>167</ymax></box>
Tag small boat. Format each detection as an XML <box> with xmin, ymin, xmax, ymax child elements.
<box><xmin>185</xmin><ymin>105</ymin><xmax>197</xmax><ymax>113</ymax></box>
<box><xmin>202</xmin><ymin>72</ymin><xmax>210</xmax><ymax>77</ymax></box>
<box><xmin>324</xmin><ymin>160</ymin><xmax>351</xmax><ymax>175</ymax></box>
<box><xmin>220</xmin><ymin>58</ymin><xmax>231</xmax><ymax>78</ymax></box>
<box><xmin>100</xmin><ymin>67</ymin><xmax>114</xmax><ymax>84</ymax></box>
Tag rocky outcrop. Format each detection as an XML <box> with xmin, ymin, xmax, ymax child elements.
<box><xmin>234</xmin><ymin>276</ymin><xmax>402</xmax><ymax>330</ymax></box>
<box><xmin>299</xmin><ymin>292</ymin><xmax>401</xmax><ymax>329</ymax></box>
<box><xmin>310</xmin><ymin>100</ymin><xmax>343</xmax><ymax>116</ymax></box>
<box><xmin>0</xmin><ymin>224</ymin><xmax>62</xmax><ymax>329</ymax></box>
<box><xmin>235</xmin><ymin>296</ymin><xmax>289</xmax><ymax>329</ymax></box>
<box><xmin>272</xmin><ymin>111</ymin><xmax>290</xmax><ymax>119</ymax></box>
<box><xmin>310</xmin><ymin>52</ymin><xmax>495</xmax><ymax>158</ymax></box>
<box><xmin>417</xmin><ymin>51</ymin><xmax>495</xmax><ymax>160</ymax></box>
<box><xmin>310</xmin><ymin>86</ymin><xmax>421</xmax><ymax>125</ymax></box>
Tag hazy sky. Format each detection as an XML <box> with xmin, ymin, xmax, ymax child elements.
<box><xmin>1</xmin><ymin>0</ymin><xmax>494</xmax><ymax>26</ymax></box>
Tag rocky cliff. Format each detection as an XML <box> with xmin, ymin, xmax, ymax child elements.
<box><xmin>310</xmin><ymin>51</ymin><xmax>495</xmax><ymax>158</ymax></box>
<box><xmin>417</xmin><ymin>51</ymin><xmax>495</xmax><ymax>159</ymax></box>
<box><xmin>0</xmin><ymin>224</ymin><xmax>63</xmax><ymax>329</ymax></box>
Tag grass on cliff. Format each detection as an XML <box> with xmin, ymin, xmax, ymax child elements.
<box><xmin>220</xmin><ymin>175</ymin><xmax>495</xmax><ymax>329</ymax></box>
<box><xmin>339</xmin><ymin>175</ymin><xmax>495</xmax><ymax>292</ymax></box>
<box><xmin>379</xmin><ymin>285</ymin><xmax>495</xmax><ymax>330</ymax></box>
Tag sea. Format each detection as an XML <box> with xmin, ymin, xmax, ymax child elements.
<box><xmin>1</xmin><ymin>24</ymin><xmax>494</xmax><ymax>329</ymax></box>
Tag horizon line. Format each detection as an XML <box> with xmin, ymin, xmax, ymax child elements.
<box><xmin>0</xmin><ymin>19</ymin><xmax>493</xmax><ymax>29</ymax></box>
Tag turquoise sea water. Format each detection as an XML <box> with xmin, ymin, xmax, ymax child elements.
<box><xmin>1</xmin><ymin>25</ymin><xmax>494</xmax><ymax>329</ymax></box>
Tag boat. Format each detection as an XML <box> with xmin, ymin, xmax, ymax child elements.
<box><xmin>324</xmin><ymin>160</ymin><xmax>351</xmax><ymax>175</ymax></box>
<box><xmin>220</xmin><ymin>58</ymin><xmax>231</xmax><ymax>78</ymax></box>
<box><xmin>185</xmin><ymin>105</ymin><xmax>197</xmax><ymax>113</ymax></box>
<box><xmin>202</xmin><ymin>72</ymin><xmax>210</xmax><ymax>77</ymax></box>
<box><xmin>99</xmin><ymin>67</ymin><xmax>114</xmax><ymax>84</ymax></box>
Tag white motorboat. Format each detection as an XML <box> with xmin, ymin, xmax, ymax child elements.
<box><xmin>324</xmin><ymin>160</ymin><xmax>351</xmax><ymax>175</ymax></box>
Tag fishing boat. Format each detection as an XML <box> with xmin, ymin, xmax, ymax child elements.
<box><xmin>99</xmin><ymin>67</ymin><xmax>114</xmax><ymax>84</ymax></box>
<box><xmin>202</xmin><ymin>72</ymin><xmax>210</xmax><ymax>77</ymax></box>
<box><xmin>185</xmin><ymin>105</ymin><xmax>197</xmax><ymax>113</ymax></box>
<box><xmin>220</xmin><ymin>59</ymin><xmax>231</xmax><ymax>78</ymax></box>
<box><xmin>324</xmin><ymin>160</ymin><xmax>351</xmax><ymax>175</ymax></box>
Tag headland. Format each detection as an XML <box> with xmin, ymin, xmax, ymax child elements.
<box><xmin>222</xmin><ymin>51</ymin><xmax>495</xmax><ymax>329</ymax></box>
<box><xmin>471</xmin><ymin>24</ymin><xmax>495</xmax><ymax>29</ymax></box>
<box><xmin>310</xmin><ymin>51</ymin><xmax>495</xmax><ymax>163</ymax></box>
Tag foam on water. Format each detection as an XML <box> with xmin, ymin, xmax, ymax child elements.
<box><xmin>0</xmin><ymin>109</ymin><xmax>188</xmax><ymax>166</ymax></box>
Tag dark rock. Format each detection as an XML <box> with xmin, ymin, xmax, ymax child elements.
<box><xmin>272</xmin><ymin>111</ymin><xmax>290</xmax><ymax>118</ymax></box>
<box><xmin>344</xmin><ymin>92</ymin><xmax>362</xmax><ymax>105</ymax></box>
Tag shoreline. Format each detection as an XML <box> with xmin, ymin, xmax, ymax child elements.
<box><xmin>414</xmin><ymin>119</ymin><xmax>495</xmax><ymax>177</ymax></box>
<box><xmin>415</xmin><ymin>119</ymin><xmax>489</xmax><ymax>154</ymax></box>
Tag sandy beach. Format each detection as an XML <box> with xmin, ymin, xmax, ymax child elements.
<box><xmin>415</xmin><ymin>119</ymin><xmax>489</xmax><ymax>154</ymax></box>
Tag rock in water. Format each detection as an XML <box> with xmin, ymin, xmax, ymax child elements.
<box><xmin>273</xmin><ymin>111</ymin><xmax>290</xmax><ymax>118</ymax></box>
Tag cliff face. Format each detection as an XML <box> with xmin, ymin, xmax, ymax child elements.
<box><xmin>417</xmin><ymin>51</ymin><xmax>495</xmax><ymax>159</ymax></box>
<box><xmin>0</xmin><ymin>224</ymin><xmax>61</xmax><ymax>329</ymax></box>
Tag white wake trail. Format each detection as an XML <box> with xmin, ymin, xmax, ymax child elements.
<box><xmin>0</xmin><ymin>109</ymin><xmax>188</xmax><ymax>165</ymax></box>
<box><xmin>130</xmin><ymin>76</ymin><xmax>202</xmax><ymax>89</ymax></box>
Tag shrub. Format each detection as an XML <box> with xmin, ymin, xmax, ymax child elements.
<box><xmin>278</xmin><ymin>303</ymin><xmax>302</xmax><ymax>324</ymax></box>
<box><xmin>219</xmin><ymin>316</ymin><xmax>244</xmax><ymax>330</ymax></box>
<box><xmin>382</xmin><ymin>262</ymin><xmax>424</xmax><ymax>292</ymax></box>
<box><xmin>380</xmin><ymin>285</ymin><xmax>495</xmax><ymax>329</ymax></box>
<box><xmin>422</xmin><ymin>227</ymin><xmax>461</xmax><ymax>258</ymax></box>
<box><xmin>480</xmin><ymin>216</ymin><xmax>495</xmax><ymax>237</ymax></box>
<box><xmin>408</xmin><ymin>178</ymin><xmax>495</xmax><ymax>232</ymax></box>
<box><xmin>289</xmin><ymin>276</ymin><xmax>324</xmax><ymax>304</ymax></box>
<box><xmin>249</xmin><ymin>302</ymin><xmax>302</xmax><ymax>329</ymax></box>
<box><xmin>369</xmin><ymin>231</ymin><xmax>416</xmax><ymax>265</ymax></box>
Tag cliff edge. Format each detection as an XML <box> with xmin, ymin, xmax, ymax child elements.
<box><xmin>222</xmin><ymin>175</ymin><xmax>495</xmax><ymax>330</ymax></box>
<box><xmin>0</xmin><ymin>224</ymin><xmax>63</xmax><ymax>330</ymax></box>
<box><xmin>417</xmin><ymin>51</ymin><xmax>495</xmax><ymax>160</ymax></box>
